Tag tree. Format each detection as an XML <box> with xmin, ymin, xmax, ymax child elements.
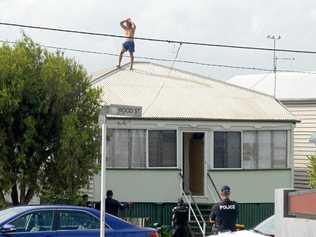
<box><xmin>0</xmin><ymin>36</ymin><xmax>101</xmax><ymax>206</ymax></box>
<box><xmin>308</xmin><ymin>155</ymin><xmax>316</xmax><ymax>188</ymax></box>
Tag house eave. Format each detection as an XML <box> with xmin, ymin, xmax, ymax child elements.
<box><xmin>281</xmin><ymin>98</ymin><xmax>316</xmax><ymax>104</ymax></box>
<box><xmin>107</xmin><ymin>116</ymin><xmax>299</xmax><ymax>124</ymax></box>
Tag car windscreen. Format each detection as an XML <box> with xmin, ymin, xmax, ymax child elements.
<box><xmin>0</xmin><ymin>207</ymin><xmax>30</xmax><ymax>224</ymax></box>
<box><xmin>254</xmin><ymin>215</ymin><xmax>275</xmax><ymax>236</ymax></box>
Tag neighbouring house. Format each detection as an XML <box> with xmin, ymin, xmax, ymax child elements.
<box><xmin>90</xmin><ymin>62</ymin><xmax>297</xmax><ymax>229</ymax></box>
<box><xmin>229</xmin><ymin>72</ymin><xmax>316</xmax><ymax>189</ymax></box>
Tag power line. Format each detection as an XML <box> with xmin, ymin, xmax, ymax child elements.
<box><xmin>144</xmin><ymin>43</ymin><xmax>183</xmax><ymax>115</ymax></box>
<box><xmin>1</xmin><ymin>39</ymin><xmax>316</xmax><ymax>75</ymax></box>
<box><xmin>169</xmin><ymin>43</ymin><xmax>182</xmax><ymax>74</ymax></box>
<box><xmin>0</xmin><ymin>39</ymin><xmax>272</xmax><ymax>72</ymax></box>
<box><xmin>2</xmin><ymin>21</ymin><xmax>316</xmax><ymax>54</ymax></box>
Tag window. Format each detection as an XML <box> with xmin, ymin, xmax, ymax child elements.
<box><xmin>58</xmin><ymin>211</ymin><xmax>99</xmax><ymax>230</ymax></box>
<box><xmin>243</xmin><ymin>130</ymin><xmax>287</xmax><ymax>169</ymax></box>
<box><xmin>214</xmin><ymin>132</ymin><xmax>241</xmax><ymax>168</ymax></box>
<box><xmin>10</xmin><ymin>211</ymin><xmax>53</xmax><ymax>233</ymax></box>
<box><xmin>106</xmin><ymin>129</ymin><xmax>177</xmax><ymax>168</ymax></box>
<box><xmin>107</xmin><ymin>129</ymin><xmax>146</xmax><ymax>168</ymax></box>
<box><xmin>272</xmin><ymin>131</ymin><xmax>287</xmax><ymax>168</ymax></box>
<box><xmin>243</xmin><ymin>131</ymin><xmax>257</xmax><ymax>168</ymax></box>
<box><xmin>148</xmin><ymin>130</ymin><xmax>177</xmax><ymax>167</ymax></box>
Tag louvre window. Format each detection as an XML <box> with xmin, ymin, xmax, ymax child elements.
<box><xmin>214</xmin><ymin>132</ymin><xmax>241</xmax><ymax>168</ymax></box>
<box><xmin>107</xmin><ymin>129</ymin><xmax>146</xmax><ymax>168</ymax></box>
<box><xmin>243</xmin><ymin>130</ymin><xmax>288</xmax><ymax>169</ymax></box>
<box><xmin>148</xmin><ymin>130</ymin><xmax>177</xmax><ymax>167</ymax></box>
<box><xmin>106</xmin><ymin>129</ymin><xmax>177</xmax><ymax>168</ymax></box>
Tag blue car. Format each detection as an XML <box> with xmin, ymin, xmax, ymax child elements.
<box><xmin>0</xmin><ymin>205</ymin><xmax>158</xmax><ymax>237</ymax></box>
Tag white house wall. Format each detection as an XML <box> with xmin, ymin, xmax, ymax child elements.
<box><xmin>90</xmin><ymin>118</ymin><xmax>295</xmax><ymax>203</ymax></box>
<box><xmin>282</xmin><ymin>101</ymin><xmax>316</xmax><ymax>189</ymax></box>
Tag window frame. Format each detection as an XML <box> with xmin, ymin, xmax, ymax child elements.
<box><xmin>212</xmin><ymin>129</ymin><xmax>289</xmax><ymax>170</ymax></box>
<box><xmin>106</xmin><ymin>128</ymin><xmax>129</xmax><ymax>169</ymax></box>
<box><xmin>147</xmin><ymin>129</ymin><xmax>178</xmax><ymax>169</ymax></box>
<box><xmin>55</xmin><ymin>209</ymin><xmax>100</xmax><ymax>232</ymax></box>
<box><xmin>271</xmin><ymin>130</ymin><xmax>288</xmax><ymax>169</ymax></box>
<box><xmin>242</xmin><ymin>129</ymin><xmax>289</xmax><ymax>170</ymax></box>
<box><xmin>212</xmin><ymin>131</ymin><xmax>243</xmax><ymax>170</ymax></box>
<box><xmin>7</xmin><ymin>209</ymin><xmax>56</xmax><ymax>234</ymax></box>
<box><xmin>106</xmin><ymin>128</ymin><xmax>178</xmax><ymax>170</ymax></box>
<box><xmin>106</xmin><ymin>128</ymin><xmax>147</xmax><ymax>169</ymax></box>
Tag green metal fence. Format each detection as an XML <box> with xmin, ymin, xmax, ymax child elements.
<box><xmin>120</xmin><ymin>203</ymin><xmax>175</xmax><ymax>226</ymax></box>
<box><xmin>238</xmin><ymin>203</ymin><xmax>274</xmax><ymax>228</ymax></box>
<box><xmin>119</xmin><ymin>202</ymin><xmax>274</xmax><ymax>229</ymax></box>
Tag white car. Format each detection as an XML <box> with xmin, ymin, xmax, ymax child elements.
<box><xmin>208</xmin><ymin>215</ymin><xmax>275</xmax><ymax>237</ymax></box>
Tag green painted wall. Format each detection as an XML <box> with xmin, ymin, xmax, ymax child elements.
<box><xmin>92</xmin><ymin>169</ymin><xmax>291</xmax><ymax>203</ymax></box>
<box><xmin>208</xmin><ymin>169</ymin><xmax>292</xmax><ymax>203</ymax></box>
<box><xmin>92</xmin><ymin>170</ymin><xmax>182</xmax><ymax>202</ymax></box>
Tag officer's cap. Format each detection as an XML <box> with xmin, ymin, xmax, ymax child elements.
<box><xmin>221</xmin><ymin>185</ymin><xmax>231</xmax><ymax>193</ymax></box>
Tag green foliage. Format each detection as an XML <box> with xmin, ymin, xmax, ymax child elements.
<box><xmin>158</xmin><ymin>225</ymin><xmax>171</xmax><ymax>237</ymax></box>
<box><xmin>150</xmin><ymin>224</ymin><xmax>171</xmax><ymax>237</ymax></box>
<box><xmin>0</xmin><ymin>36</ymin><xmax>101</xmax><ymax>205</ymax></box>
<box><xmin>308</xmin><ymin>154</ymin><xmax>316</xmax><ymax>188</ymax></box>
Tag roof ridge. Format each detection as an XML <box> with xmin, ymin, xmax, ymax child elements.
<box><xmin>91</xmin><ymin>62</ymin><xmax>151</xmax><ymax>84</ymax></box>
<box><xmin>92</xmin><ymin>61</ymin><xmax>280</xmax><ymax>100</ymax></box>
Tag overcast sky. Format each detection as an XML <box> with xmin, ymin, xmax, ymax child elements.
<box><xmin>1</xmin><ymin>0</ymin><xmax>316</xmax><ymax>80</ymax></box>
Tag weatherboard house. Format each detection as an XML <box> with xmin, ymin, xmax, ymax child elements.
<box><xmin>89</xmin><ymin>62</ymin><xmax>297</xmax><ymax>227</ymax></box>
<box><xmin>229</xmin><ymin>72</ymin><xmax>316</xmax><ymax>190</ymax></box>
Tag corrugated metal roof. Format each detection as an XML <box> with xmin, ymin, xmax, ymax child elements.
<box><xmin>228</xmin><ymin>72</ymin><xmax>316</xmax><ymax>100</ymax></box>
<box><xmin>92</xmin><ymin>62</ymin><xmax>297</xmax><ymax>122</ymax></box>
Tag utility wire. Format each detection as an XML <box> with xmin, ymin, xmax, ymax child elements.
<box><xmin>1</xmin><ymin>39</ymin><xmax>316</xmax><ymax>75</ymax></box>
<box><xmin>2</xmin><ymin>21</ymin><xmax>316</xmax><ymax>54</ymax></box>
<box><xmin>143</xmin><ymin>43</ymin><xmax>183</xmax><ymax>115</ymax></box>
<box><xmin>0</xmin><ymin>39</ymin><xmax>271</xmax><ymax>72</ymax></box>
<box><xmin>169</xmin><ymin>43</ymin><xmax>182</xmax><ymax>74</ymax></box>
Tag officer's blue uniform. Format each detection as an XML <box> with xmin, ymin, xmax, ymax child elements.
<box><xmin>210</xmin><ymin>198</ymin><xmax>239</xmax><ymax>234</ymax></box>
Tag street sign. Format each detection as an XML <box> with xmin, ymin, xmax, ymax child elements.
<box><xmin>105</xmin><ymin>104</ymin><xmax>142</xmax><ymax>117</ymax></box>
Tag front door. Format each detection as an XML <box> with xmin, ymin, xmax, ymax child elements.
<box><xmin>183</xmin><ymin>132</ymin><xmax>205</xmax><ymax>196</ymax></box>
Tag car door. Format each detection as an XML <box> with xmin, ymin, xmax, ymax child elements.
<box><xmin>55</xmin><ymin>210</ymin><xmax>99</xmax><ymax>237</ymax></box>
<box><xmin>4</xmin><ymin>210</ymin><xmax>56</xmax><ymax>237</ymax></box>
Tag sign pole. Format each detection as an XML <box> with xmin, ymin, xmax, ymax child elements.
<box><xmin>98</xmin><ymin>104</ymin><xmax>141</xmax><ymax>237</ymax></box>
<box><xmin>100</xmin><ymin>111</ymin><xmax>107</xmax><ymax>237</ymax></box>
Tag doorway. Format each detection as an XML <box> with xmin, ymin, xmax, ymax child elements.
<box><xmin>183</xmin><ymin>132</ymin><xmax>205</xmax><ymax>196</ymax></box>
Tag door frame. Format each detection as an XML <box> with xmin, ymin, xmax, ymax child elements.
<box><xmin>179</xmin><ymin>129</ymin><xmax>209</xmax><ymax>197</ymax></box>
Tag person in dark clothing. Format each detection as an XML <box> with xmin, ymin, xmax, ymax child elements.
<box><xmin>80</xmin><ymin>194</ymin><xmax>93</xmax><ymax>208</ymax></box>
<box><xmin>171</xmin><ymin>198</ymin><xmax>193</xmax><ymax>237</ymax></box>
<box><xmin>105</xmin><ymin>190</ymin><xmax>126</xmax><ymax>216</ymax></box>
<box><xmin>209</xmin><ymin>185</ymin><xmax>239</xmax><ymax>234</ymax></box>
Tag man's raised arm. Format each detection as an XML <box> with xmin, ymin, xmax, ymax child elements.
<box><xmin>120</xmin><ymin>19</ymin><xmax>128</xmax><ymax>29</ymax></box>
<box><xmin>132</xmin><ymin>22</ymin><xmax>136</xmax><ymax>30</ymax></box>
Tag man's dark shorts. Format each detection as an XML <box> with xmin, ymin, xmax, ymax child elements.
<box><xmin>123</xmin><ymin>40</ymin><xmax>135</xmax><ymax>53</ymax></box>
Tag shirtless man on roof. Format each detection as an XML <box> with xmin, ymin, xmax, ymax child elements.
<box><xmin>117</xmin><ymin>18</ymin><xmax>136</xmax><ymax>70</ymax></box>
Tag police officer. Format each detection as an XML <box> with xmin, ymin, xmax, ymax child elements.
<box><xmin>209</xmin><ymin>185</ymin><xmax>239</xmax><ymax>234</ymax></box>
